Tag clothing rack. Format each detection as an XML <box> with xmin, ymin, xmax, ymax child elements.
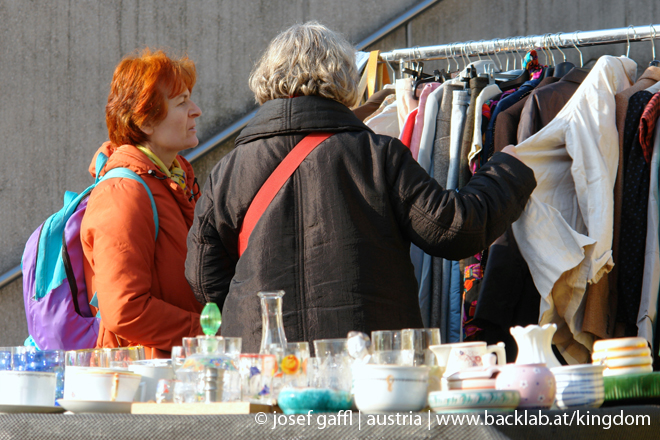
<box><xmin>379</xmin><ymin>24</ymin><xmax>660</xmax><ymax>63</ymax></box>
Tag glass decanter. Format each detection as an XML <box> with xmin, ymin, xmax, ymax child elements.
<box><xmin>258</xmin><ymin>291</ymin><xmax>288</xmax><ymax>354</ymax></box>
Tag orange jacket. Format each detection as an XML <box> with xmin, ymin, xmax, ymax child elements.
<box><xmin>81</xmin><ymin>142</ymin><xmax>204</xmax><ymax>358</ymax></box>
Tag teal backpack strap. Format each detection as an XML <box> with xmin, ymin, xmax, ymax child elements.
<box><xmin>101</xmin><ymin>168</ymin><xmax>159</xmax><ymax>241</ymax></box>
<box><xmin>94</xmin><ymin>152</ymin><xmax>109</xmax><ymax>184</ymax></box>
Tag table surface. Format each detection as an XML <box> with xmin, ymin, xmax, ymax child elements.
<box><xmin>0</xmin><ymin>405</ymin><xmax>657</xmax><ymax>439</ymax></box>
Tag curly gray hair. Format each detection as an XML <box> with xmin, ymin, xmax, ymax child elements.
<box><xmin>249</xmin><ymin>22</ymin><xmax>359</xmax><ymax>107</ymax></box>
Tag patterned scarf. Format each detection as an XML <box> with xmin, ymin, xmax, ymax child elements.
<box><xmin>136</xmin><ymin>146</ymin><xmax>187</xmax><ymax>190</ymax></box>
<box><xmin>522</xmin><ymin>49</ymin><xmax>545</xmax><ymax>80</ymax></box>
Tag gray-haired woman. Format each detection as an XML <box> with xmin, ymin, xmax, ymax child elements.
<box><xmin>185</xmin><ymin>22</ymin><xmax>536</xmax><ymax>352</ymax></box>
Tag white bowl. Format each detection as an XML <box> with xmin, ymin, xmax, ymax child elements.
<box><xmin>64</xmin><ymin>366</ymin><xmax>141</xmax><ymax>402</ymax></box>
<box><xmin>352</xmin><ymin>364</ymin><xmax>429</xmax><ymax>413</ymax></box>
<box><xmin>552</xmin><ymin>364</ymin><xmax>605</xmax><ymax>409</ymax></box>
<box><xmin>0</xmin><ymin>371</ymin><xmax>57</xmax><ymax>406</ymax></box>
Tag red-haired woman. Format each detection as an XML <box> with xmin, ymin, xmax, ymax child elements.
<box><xmin>80</xmin><ymin>49</ymin><xmax>204</xmax><ymax>358</ymax></box>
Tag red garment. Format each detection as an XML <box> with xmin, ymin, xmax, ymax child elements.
<box><xmin>640</xmin><ymin>92</ymin><xmax>660</xmax><ymax>163</ymax></box>
<box><xmin>399</xmin><ymin>108</ymin><xmax>418</xmax><ymax>151</ymax></box>
<box><xmin>81</xmin><ymin>142</ymin><xmax>204</xmax><ymax>359</ymax></box>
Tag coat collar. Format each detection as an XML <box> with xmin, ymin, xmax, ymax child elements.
<box><xmin>235</xmin><ymin>96</ymin><xmax>372</xmax><ymax>146</ymax></box>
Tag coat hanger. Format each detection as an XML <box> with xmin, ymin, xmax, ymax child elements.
<box><xmin>649</xmin><ymin>24</ymin><xmax>659</xmax><ymax>67</ymax></box>
<box><xmin>572</xmin><ymin>31</ymin><xmax>584</xmax><ymax>68</ymax></box>
<box><xmin>541</xmin><ymin>34</ymin><xmax>556</xmax><ymax>78</ymax></box>
<box><xmin>501</xmin><ymin>38</ymin><xmax>511</xmax><ymax>71</ymax></box>
<box><xmin>626</xmin><ymin>26</ymin><xmax>638</xmax><ymax>58</ymax></box>
<box><xmin>552</xmin><ymin>33</ymin><xmax>575</xmax><ymax>78</ymax></box>
<box><xmin>492</xmin><ymin>40</ymin><xmax>504</xmax><ymax>72</ymax></box>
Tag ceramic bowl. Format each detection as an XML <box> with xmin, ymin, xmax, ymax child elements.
<box><xmin>0</xmin><ymin>371</ymin><xmax>57</xmax><ymax>406</ymax></box>
<box><xmin>352</xmin><ymin>364</ymin><xmax>429</xmax><ymax>413</ymax></box>
<box><xmin>552</xmin><ymin>364</ymin><xmax>605</xmax><ymax>409</ymax></box>
<box><xmin>63</xmin><ymin>366</ymin><xmax>142</xmax><ymax>402</ymax></box>
<box><xmin>495</xmin><ymin>363</ymin><xmax>555</xmax><ymax>409</ymax></box>
<box><xmin>277</xmin><ymin>387</ymin><xmax>353</xmax><ymax>414</ymax></box>
<box><xmin>428</xmin><ymin>389</ymin><xmax>520</xmax><ymax>412</ymax></box>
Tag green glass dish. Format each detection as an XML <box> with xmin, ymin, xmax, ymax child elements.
<box><xmin>602</xmin><ymin>372</ymin><xmax>660</xmax><ymax>405</ymax></box>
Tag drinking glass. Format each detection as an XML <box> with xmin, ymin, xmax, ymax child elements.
<box><xmin>239</xmin><ymin>354</ymin><xmax>277</xmax><ymax>404</ymax></box>
<box><xmin>313</xmin><ymin>338</ymin><xmax>348</xmax><ymax>359</ymax></box>
<box><xmin>171</xmin><ymin>346</ymin><xmax>186</xmax><ymax>373</ymax></box>
<box><xmin>182</xmin><ymin>337</ymin><xmax>199</xmax><ymax>357</ymax></box>
<box><xmin>65</xmin><ymin>348</ymin><xmax>106</xmax><ymax>367</ymax></box>
<box><xmin>401</xmin><ymin>328</ymin><xmax>441</xmax><ymax>367</ymax></box>
<box><xmin>102</xmin><ymin>346</ymin><xmax>145</xmax><ymax>369</ymax></box>
<box><xmin>25</xmin><ymin>349</ymin><xmax>65</xmax><ymax>400</ymax></box>
<box><xmin>371</xmin><ymin>330</ymin><xmax>403</xmax><ymax>365</ymax></box>
<box><xmin>155</xmin><ymin>378</ymin><xmax>175</xmax><ymax>403</ymax></box>
<box><xmin>269</xmin><ymin>342</ymin><xmax>310</xmax><ymax>389</ymax></box>
<box><xmin>0</xmin><ymin>347</ymin><xmax>12</xmax><ymax>371</ymax></box>
<box><xmin>220</xmin><ymin>337</ymin><xmax>242</xmax><ymax>361</ymax></box>
<box><xmin>313</xmin><ymin>339</ymin><xmax>352</xmax><ymax>392</ymax></box>
<box><xmin>371</xmin><ymin>330</ymin><xmax>402</xmax><ymax>351</ymax></box>
<box><xmin>11</xmin><ymin>346</ymin><xmax>35</xmax><ymax>371</ymax></box>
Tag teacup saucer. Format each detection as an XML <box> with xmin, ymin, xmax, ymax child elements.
<box><xmin>56</xmin><ymin>399</ymin><xmax>132</xmax><ymax>414</ymax></box>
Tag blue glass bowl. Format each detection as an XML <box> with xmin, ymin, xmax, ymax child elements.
<box><xmin>277</xmin><ymin>387</ymin><xmax>353</xmax><ymax>414</ymax></box>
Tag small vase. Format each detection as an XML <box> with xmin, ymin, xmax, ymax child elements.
<box><xmin>510</xmin><ymin>324</ymin><xmax>562</xmax><ymax>369</ymax></box>
<box><xmin>258</xmin><ymin>291</ymin><xmax>288</xmax><ymax>354</ymax></box>
<box><xmin>496</xmin><ymin>363</ymin><xmax>556</xmax><ymax>409</ymax></box>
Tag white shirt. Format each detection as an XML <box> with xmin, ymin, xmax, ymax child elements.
<box><xmin>512</xmin><ymin>56</ymin><xmax>636</xmax><ymax>363</ymax></box>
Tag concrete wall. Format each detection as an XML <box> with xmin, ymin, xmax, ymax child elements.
<box><xmin>0</xmin><ymin>0</ymin><xmax>657</xmax><ymax>346</ymax></box>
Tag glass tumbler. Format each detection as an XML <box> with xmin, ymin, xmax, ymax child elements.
<box><xmin>239</xmin><ymin>353</ymin><xmax>277</xmax><ymax>404</ymax></box>
<box><xmin>26</xmin><ymin>349</ymin><xmax>65</xmax><ymax>400</ymax></box>
<box><xmin>401</xmin><ymin>328</ymin><xmax>441</xmax><ymax>367</ymax></box>
<box><xmin>269</xmin><ymin>342</ymin><xmax>310</xmax><ymax>390</ymax></box>
<box><xmin>0</xmin><ymin>347</ymin><xmax>12</xmax><ymax>371</ymax></box>
<box><xmin>65</xmin><ymin>348</ymin><xmax>106</xmax><ymax>367</ymax></box>
<box><xmin>313</xmin><ymin>339</ymin><xmax>352</xmax><ymax>392</ymax></box>
<box><xmin>103</xmin><ymin>346</ymin><xmax>145</xmax><ymax>369</ymax></box>
<box><xmin>182</xmin><ymin>337</ymin><xmax>199</xmax><ymax>357</ymax></box>
<box><xmin>371</xmin><ymin>330</ymin><xmax>403</xmax><ymax>365</ymax></box>
<box><xmin>171</xmin><ymin>346</ymin><xmax>186</xmax><ymax>373</ymax></box>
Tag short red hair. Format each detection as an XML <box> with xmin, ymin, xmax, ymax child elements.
<box><xmin>106</xmin><ymin>48</ymin><xmax>197</xmax><ymax>146</ymax></box>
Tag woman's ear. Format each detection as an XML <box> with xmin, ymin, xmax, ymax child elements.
<box><xmin>140</xmin><ymin>122</ymin><xmax>154</xmax><ymax>136</ymax></box>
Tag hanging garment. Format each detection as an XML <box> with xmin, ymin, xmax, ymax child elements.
<box><xmin>468</xmin><ymin>84</ymin><xmax>502</xmax><ymax>168</ymax></box>
<box><xmin>511</xmin><ymin>56</ymin><xmax>636</xmax><ymax>364</ymax></box>
<box><xmin>441</xmin><ymin>89</ymin><xmax>470</xmax><ymax>341</ymax></box>
<box><xmin>482</xmin><ymin>78</ymin><xmax>542</xmax><ymax>166</ymax></box>
<box><xmin>473</xmin><ymin>227</ymin><xmax>541</xmax><ymax>362</ymax></box>
<box><xmin>354</xmin><ymin>88</ymin><xmax>396</xmax><ymax>121</ymax></box>
<box><xmin>617</xmin><ymin>90</ymin><xmax>654</xmax><ymax>337</ymax></box>
<box><xmin>492</xmin><ymin>76</ymin><xmax>559</xmax><ymax>153</ymax></box>
<box><xmin>458</xmin><ymin>77</ymin><xmax>488</xmax><ymax>189</ymax></box>
<box><xmin>611</xmin><ymin>68</ymin><xmax>660</xmax><ymax>320</ymax></box>
<box><xmin>399</xmin><ymin>108</ymin><xmax>418</xmax><ymax>148</ymax></box>
<box><xmin>364</xmin><ymin>99</ymin><xmax>399</xmax><ymax>138</ymax></box>
<box><xmin>431</xmin><ymin>85</ymin><xmax>461</xmax><ymax>329</ymax></box>
<box><xmin>414</xmin><ymin>83</ymin><xmax>444</xmax><ymax>326</ymax></box>
<box><xmin>456</xmin><ymin>77</ymin><xmax>490</xmax><ymax>342</ymax></box>
<box><xmin>446</xmin><ymin>90</ymin><xmax>470</xmax><ymax>191</ymax></box>
<box><xmin>517</xmin><ymin>68</ymin><xmax>589</xmax><ymax>142</ymax></box>
<box><xmin>637</xmin><ymin>110</ymin><xmax>660</xmax><ymax>347</ymax></box>
<box><xmin>410</xmin><ymin>82</ymin><xmax>441</xmax><ymax>160</ymax></box>
<box><xmin>396</xmin><ymin>78</ymin><xmax>415</xmax><ymax>132</ymax></box>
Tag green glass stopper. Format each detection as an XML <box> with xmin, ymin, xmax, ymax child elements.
<box><xmin>200</xmin><ymin>302</ymin><xmax>222</xmax><ymax>336</ymax></box>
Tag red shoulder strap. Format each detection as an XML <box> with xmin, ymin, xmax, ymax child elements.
<box><xmin>238</xmin><ymin>132</ymin><xmax>333</xmax><ymax>257</ymax></box>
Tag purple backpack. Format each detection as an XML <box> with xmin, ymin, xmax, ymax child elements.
<box><xmin>22</xmin><ymin>152</ymin><xmax>158</xmax><ymax>350</ymax></box>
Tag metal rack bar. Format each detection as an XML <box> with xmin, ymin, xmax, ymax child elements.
<box><xmin>380</xmin><ymin>24</ymin><xmax>660</xmax><ymax>62</ymax></box>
